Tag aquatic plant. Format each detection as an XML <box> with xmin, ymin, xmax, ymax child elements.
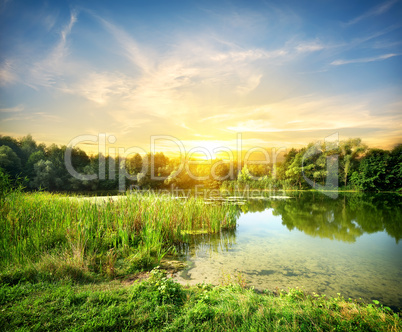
<box><xmin>0</xmin><ymin>191</ymin><xmax>239</xmax><ymax>281</ymax></box>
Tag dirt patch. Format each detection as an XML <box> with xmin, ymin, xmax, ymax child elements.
<box><xmin>120</xmin><ymin>271</ymin><xmax>150</xmax><ymax>286</ymax></box>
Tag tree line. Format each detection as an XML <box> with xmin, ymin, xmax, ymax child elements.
<box><xmin>0</xmin><ymin>135</ymin><xmax>401</xmax><ymax>192</ymax></box>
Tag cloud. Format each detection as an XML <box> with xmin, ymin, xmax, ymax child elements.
<box><xmin>95</xmin><ymin>15</ymin><xmax>153</xmax><ymax>74</ymax></box>
<box><xmin>74</xmin><ymin>15</ymin><xmax>290</xmax><ymax>130</ymax></box>
<box><xmin>200</xmin><ymin>114</ymin><xmax>233</xmax><ymax>123</ymax></box>
<box><xmin>210</xmin><ymin>48</ymin><xmax>288</xmax><ymax>62</ymax></box>
<box><xmin>27</xmin><ymin>10</ymin><xmax>78</xmax><ymax>88</ymax></box>
<box><xmin>1</xmin><ymin>4</ymin><xmax>400</xmax><ymax>150</ymax></box>
<box><xmin>295</xmin><ymin>41</ymin><xmax>325</xmax><ymax>53</ymax></box>
<box><xmin>65</xmin><ymin>71</ymin><xmax>135</xmax><ymax>105</ymax></box>
<box><xmin>224</xmin><ymin>93</ymin><xmax>402</xmax><ymax>138</ymax></box>
<box><xmin>345</xmin><ymin>0</ymin><xmax>399</xmax><ymax>26</ymax></box>
<box><xmin>0</xmin><ymin>105</ymin><xmax>24</xmax><ymax>113</ymax></box>
<box><xmin>227</xmin><ymin>119</ymin><xmax>279</xmax><ymax>132</ymax></box>
<box><xmin>0</xmin><ymin>59</ymin><xmax>18</xmax><ymax>86</ymax></box>
<box><xmin>351</xmin><ymin>25</ymin><xmax>401</xmax><ymax>46</ymax></box>
<box><xmin>0</xmin><ymin>111</ymin><xmax>62</xmax><ymax>123</ymax></box>
<box><xmin>330</xmin><ymin>53</ymin><xmax>399</xmax><ymax>66</ymax></box>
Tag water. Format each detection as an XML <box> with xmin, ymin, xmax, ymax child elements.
<box><xmin>174</xmin><ymin>192</ymin><xmax>402</xmax><ymax>311</ymax></box>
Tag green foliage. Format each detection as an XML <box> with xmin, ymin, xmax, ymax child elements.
<box><xmin>32</xmin><ymin>159</ymin><xmax>61</xmax><ymax>190</ymax></box>
<box><xmin>285</xmin><ymin>149</ymin><xmax>305</xmax><ymax>189</ymax></box>
<box><xmin>340</xmin><ymin>138</ymin><xmax>367</xmax><ymax>187</ymax></box>
<box><xmin>138</xmin><ymin>267</ymin><xmax>184</xmax><ymax>305</ymax></box>
<box><xmin>0</xmin><ymin>145</ymin><xmax>22</xmax><ymax>177</ymax></box>
<box><xmin>0</xmin><ymin>192</ymin><xmax>239</xmax><ymax>282</ymax></box>
<box><xmin>237</xmin><ymin>165</ymin><xmax>253</xmax><ymax>184</ymax></box>
<box><xmin>0</xmin><ymin>167</ymin><xmax>26</xmax><ymax>199</ymax></box>
<box><xmin>1</xmin><ymin>280</ymin><xmax>399</xmax><ymax>331</ymax></box>
<box><xmin>351</xmin><ymin>149</ymin><xmax>391</xmax><ymax>191</ymax></box>
<box><xmin>0</xmin><ymin>134</ymin><xmax>400</xmax><ymax>192</ymax></box>
<box><xmin>0</xmin><ymin>167</ymin><xmax>12</xmax><ymax>199</ymax></box>
<box><xmin>389</xmin><ymin>144</ymin><xmax>402</xmax><ymax>191</ymax></box>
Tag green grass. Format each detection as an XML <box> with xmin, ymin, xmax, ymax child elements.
<box><xmin>1</xmin><ymin>191</ymin><xmax>400</xmax><ymax>331</ymax></box>
<box><xmin>0</xmin><ymin>268</ymin><xmax>400</xmax><ymax>331</ymax></box>
<box><xmin>0</xmin><ymin>192</ymin><xmax>239</xmax><ymax>282</ymax></box>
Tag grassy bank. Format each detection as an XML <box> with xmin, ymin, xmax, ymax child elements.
<box><xmin>1</xmin><ymin>192</ymin><xmax>401</xmax><ymax>331</ymax></box>
<box><xmin>1</xmin><ymin>268</ymin><xmax>400</xmax><ymax>332</ymax></box>
<box><xmin>0</xmin><ymin>192</ymin><xmax>239</xmax><ymax>282</ymax></box>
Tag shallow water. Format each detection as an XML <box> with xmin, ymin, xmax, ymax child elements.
<box><xmin>174</xmin><ymin>192</ymin><xmax>402</xmax><ymax>310</ymax></box>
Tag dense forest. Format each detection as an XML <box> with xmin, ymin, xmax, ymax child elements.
<box><xmin>0</xmin><ymin>134</ymin><xmax>401</xmax><ymax>193</ymax></box>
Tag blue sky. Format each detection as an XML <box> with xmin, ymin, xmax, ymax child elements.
<box><xmin>0</xmin><ymin>0</ymin><xmax>401</xmax><ymax>153</ymax></box>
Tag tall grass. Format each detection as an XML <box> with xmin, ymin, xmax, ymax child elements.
<box><xmin>0</xmin><ymin>192</ymin><xmax>239</xmax><ymax>280</ymax></box>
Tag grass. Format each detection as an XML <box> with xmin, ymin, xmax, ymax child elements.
<box><xmin>1</xmin><ymin>191</ymin><xmax>400</xmax><ymax>331</ymax></box>
<box><xmin>0</xmin><ymin>268</ymin><xmax>400</xmax><ymax>331</ymax></box>
<box><xmin>0</xmin><ymin>191</ymin><xmax>239</xmax><ymax>282</ymax></box>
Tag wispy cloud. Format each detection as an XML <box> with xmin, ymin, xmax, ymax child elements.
<box><xmin>1</xmin><ymin>3</ymin><xmax>400</xmax><ymax>149</ymax></box>
<box><xmin>345</xmin><ymin>0</ymin><xmax>399</xmax><ymax>26</ymax></box>
<box><xmin>64</xmin><ymin>71</ymin><xmax>135</xmax><ymax>105</ymax></box>
<box><xmin>0</xmin><ymin>111</ymin><xmax>62</xmax><ymax>123</ymax></box>
<box><xmin>0</xmin><ymin>59</ymin><xmax>18</xmax><ymax>86</ymax></box>
<box><xmin>28</xmin><ymin>10</ymin><xmax>78</xmax><ymax>88</ymax></box>
<box><xmin>94</xmin><ymin>15</ymin><xmax>153</xmax><ymax>74</ymax></box>
<box><xmin>351</xmin><ymin>25</ymin><xmax>401</xmax><ymax>46</ymax></box>
<box><xmin>330</xmin><ymin>53</ymin><xmax>399</xmax><ymax>66</ymax></box>
<box><xmin>210</xmin><ymin>48</ymin><xmax>288</xmax><ymax>62</ymax></box>
<box><xmin>295</xmin><ymin>41</ymin><xmax>325</xmax><ymax>53</ymax></box>
<box><xmin>0</xmin><ymin>105</ymin><xmax>24</xmax><ymax>113</ymax></box>
<box><xmin>200</xmin><ymin>114</ymin><xmax>233</xmax><ymax>123</ymax></box>
<box><xmin>224</xmin><ymin>93</ymin><xmax>402</xmax><ymax>138</ymax></box>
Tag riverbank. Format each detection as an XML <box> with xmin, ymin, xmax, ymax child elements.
<box><xmin>1</xmin><ymin>191</ymin><xmax>401</xmax><ymax>330</ymax></box>
<box><xmin>0</xmin><ymin>192</ymin><xmax>238</xmax><ymax>281</ymax></box>
<box><xmin>1</xmin><ymin>268</ymin><xmax>400</xmax><ymax>331</ymax></box>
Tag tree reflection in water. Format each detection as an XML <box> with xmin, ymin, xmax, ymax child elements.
<box><xmin>179</xmin><ymin>192</ymin><xmax>402</xmax><ymax>255</ymax></box>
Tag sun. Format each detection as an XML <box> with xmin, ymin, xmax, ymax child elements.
<box><xmin>185</xmin><ymin>140</ymin><xmax>234</xmax><ymax>161</ymax></box>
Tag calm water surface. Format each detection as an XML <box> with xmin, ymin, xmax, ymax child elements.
<box><xmin>174</xmin><ymin>192</ymin><xmax>402</xmax><ymax>310</ymax></box>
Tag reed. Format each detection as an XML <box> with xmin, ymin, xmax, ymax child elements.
<box><xmin>0</xmin><ymin>192</ymin><xmax>239</xmax><ymax>279</ymax></box>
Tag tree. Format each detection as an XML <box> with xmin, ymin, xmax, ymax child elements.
<box><xmin>0</xmin><ymin>145</ymin><xmax>22</xmax><ymax>178</ymax></box>
<box><xmin>276</xmin><ymin>148</ymin><xmax>297</xmax><ymax>182</ymax></box>
<box><xmin>351</xmin><ymin>149</ymin><xmax>390</xmax><ymax>191</ymax></box>
<box><xmin>237</xmin><ymin>165</ymin><xmax>252</xmax><ymax>183</ymax></box>
<box><xmin>19</xmin><ymin>134</ymin><xmax>39</xmax><ymax>162</ymax></box>
<box><xmin>0</xmin><ymin>136</ymin><xmax>24</xmax><ymax>164</ymax></box>
<box><xmin>31</xmin><ymin>160</ymin><xmax>62</xmax><ymax>190</ymax></box>
<box><xmin>126</xmin><ymin>153</ymin><xmax>143</xmax><ymax>175</ymax></box>
<box><xmin>25</xmin><ymin>150</ymin><xmax>46</xmax><ymax>182</ymax></box>
<box><xmin>389</xmin><ymin>144</ymin><xmax>402</xmax><ymax>191</ymax></box>
<box><xmin>340</xmin><ymin>138</ymin><xmax>367</xmax><ymax>187</ymax></box>
<box><xmin>164</xmin><ymin>168</ymin><xmax>195</xmax><ymax>189</ymax></box>
<box><xmin>206</xmin><ymin>159</ymin><xmax>233</xmax><ymax>188</ymax></box>
<box><xmin>285</xmin><ymin>149</ymin><xmax>305</xmax><ymax>189</ymax></box>
<box><xmin>136</xmin><ymin>153</ymin><xmax>170</xmax><ymax>189</ymax></box>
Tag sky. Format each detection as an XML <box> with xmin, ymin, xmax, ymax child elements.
<box><xmin>0</xmin><ymin>0</ymin><xmax>401</xmax><ymax>156</ymax></box>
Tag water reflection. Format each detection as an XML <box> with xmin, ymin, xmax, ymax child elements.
<box><xmin>175</xmin><ymin>192</ymin><xmax>402</xmax><ymax>310</ymax></box>
<box><xmin>177</xmin><ymin>229</ymin><xmax>237</xmax><ymax>257</ymax></box>
<box><xmin>240</xmin><ymin>192</ymin><xmax>402</xmax><ymax>243</ymax></box>
<box><xmin>180</xmin><ymin>193</ymin><xmax>402</xmax><ymax>255</ymax></box>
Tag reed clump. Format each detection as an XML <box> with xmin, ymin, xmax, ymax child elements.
<box><xmin>0</xmin><ymin>192</ymin><xmax>239</xmax><ymax>282</ymax></box>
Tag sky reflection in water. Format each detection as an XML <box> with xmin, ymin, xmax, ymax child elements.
<box><xmin>175</xmin><ymin>192</ymin><xmax>402</xmax><ymax>311</ymax></box>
